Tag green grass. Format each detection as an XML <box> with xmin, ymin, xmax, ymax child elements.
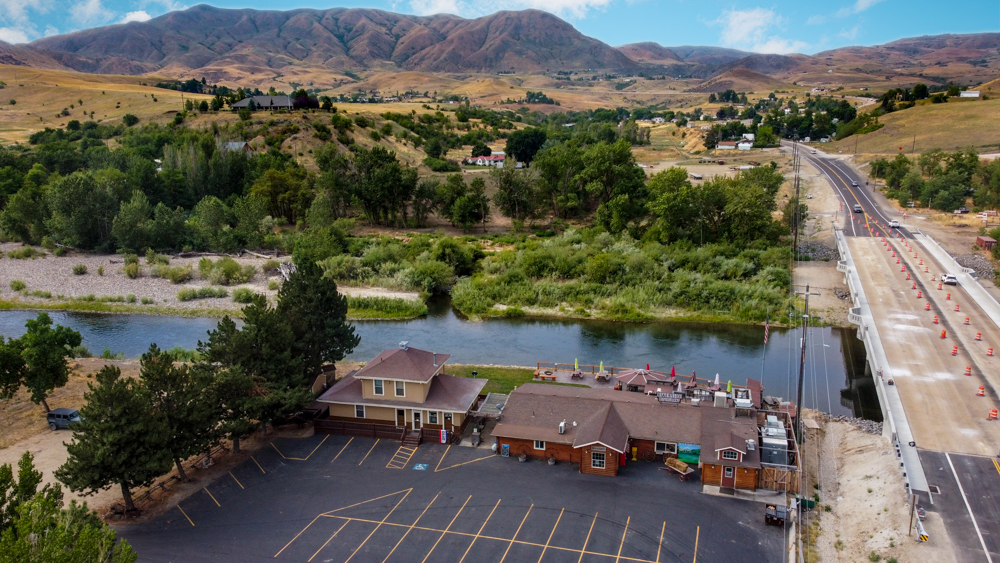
<box><xmin>448</xmin><ymin>364</ymin><xmax>588</xmax><ymax>394</ymax></box>
<box><xmin>7</xmin><ymin>247</ymin><xmax>41</xmax><ymax>259</ymax></box>
<box><xmin>178</xmin><ymin>287</ymin><xmax>229</xmax><ymax>301</ymax></box>
<box><xmin>345</xmin><ymin>296</ymin><xmax>427</xmax><ymax>319</ymax></box>
<box><xmin>0</xmin><ymin>297</ymin><xmax>236</xmax><ymax>317</ymax></box>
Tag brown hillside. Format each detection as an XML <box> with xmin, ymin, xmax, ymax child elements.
<box><xmin>687</xmin><ymin>68</ymin><xmax>791</xmax><ymax>93</ymax></box>
<box><xmin>29</xmin><ymin>5</ymin><xmax>635</xmax><ymax>82</ymax></box>
<box><xmin>616</xmin><ymin>43</ymin><xmax>681</xmax><ymax>64</ymax></box>
<box><xmin>0</xmin><ymin>41</ymin><xmax>68</xmax><ymax>70</ymax></box>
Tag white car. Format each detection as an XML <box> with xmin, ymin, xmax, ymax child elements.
<box><xmin>942</xmin><ymin>274</ymin><xmax>958</xmax><ymax>285</ymax></box>
<box><xmin>888</xmin><ymin>220</ymin><xmax>900</xmax><ymax>228</ymax></box>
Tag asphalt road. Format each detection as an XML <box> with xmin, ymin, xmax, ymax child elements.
<box><xmin>117</xmin><ymin>434</ymin><xmax>785</xmax><ymax>563</ymax></box>
<box><xmin>920</xmin><ymin>451</ymin><xmax>1000</xmax><ymax>563</ymax></box>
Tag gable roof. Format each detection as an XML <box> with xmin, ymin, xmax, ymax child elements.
<box><xmin>353</xmin><ymin>346</ymin><xmax>450</xmax><ymax>383</ymax></box>
<box><xmin>699</xmin><ymin>407</ymin><xmax>760</xmax><ymax>468</ymax></box>
<box><xmin>573</xmin><ymin>402</ymin><xmax>629</xmax><ymax>453</ymax></box>
<box><xmin>317</xmin><ymin>371</ymin><xmax>485</xmax><ymax>412</ymax></box>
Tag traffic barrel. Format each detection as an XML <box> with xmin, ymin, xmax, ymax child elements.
<box><xmin>966</xmin><ymin>366</ymin><xmax>972</xmax><ymax>376</ymax></box>
<box><xmin>956</xmin><ymin>304</ymin><xmax>960</xmax><ymax>312</ymax></box>
<box><xmin>917</xmin><ymin>291</ymin><xmax>923</xmax><ymax>298</ymax></box>
<box><xmin>934</xmin><ymin>317</ymin><xmax>940</xmax><ymax>325</ymax></box>
<box><xmin>925</xmin><ymin>302</ymin><xmax>930</xmax><ymax>310</ymax></box>
<box><xmin>976</xmin><ymin>332</ymin><xmax>982</xmax><ymax>341</ymax></box>
<box><xmin>989</xmin><ymin>348</ymin><xmax>995</xmax><ymax>357</ymax></box>
<box><xmin>979</xmin><ymin>386</ymin><xmax>986</xmax><ymax>396</ymax></box>
<box><xmin>938</xmin><ymin>283</ymin><xmax>943</xmax><ymax>290</ymax></box>
<box><xmin>989</xmin><ymin>409</ymin><xmax>998</xmax><ymax>420</ymax></box>
<box><xmin>965</xmin><ymin>317</ymin><xmax>970</xmax><ymax>325</ymax></box>
<box><xmin>919</xmin><ymin>259</ymin><xmax>924</xmax><ymax>265</ymax></box>
<box><xmin>947</xmin><ymin>293</ymin><xmax>951</xmax><ymax>300</ymax></box>
<box><xmin>907</xmin><ymin>273</ymin><xmax>911</xmax><ymax>280</ymax></box>
<box><xmin>925</xmin><ymin>267</ymin><xmax>929</xmax><ymax>273</ymax></box>
<box><xmin>953</xmin><ymin>346</ymin><xmax>958</xmax><ymax>356</ymax></box>
<box><xmin>912</xmin><ymin>283</ymin><xmax>917</xmax><ymax>289</ymax></box>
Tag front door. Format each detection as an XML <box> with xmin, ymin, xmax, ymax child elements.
<box><xmin>412</xmin><ymin>411</ymin><xmax>422</xmax><ymax>430</ymax></box>
<box><xmin>397</xmin><ymin>409</ymin><xmax>405</xmax><ymax>427</ymax></box>
<box><xmin>722</xmin><ymin>466</ymin><xmax>736</xmax><ymax>488</ymax></box>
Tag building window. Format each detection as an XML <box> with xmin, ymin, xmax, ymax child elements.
<box><xmin>373</xmin><ymin>380</ymin><xmax>384</xmax><ymax>396</ymax></box>
<box><xmin>355</xmin><ymin>405</ymin><xmax>365</xmax><ymax>418</ymax></box>
<box><xmin>724</xmin><ymin>467</ymin><xmax>734</xmax><ymax>478</ymax></box>
<box><xmin>534</xmin><ymin>440</ymin><xmax>545</xmax><ymax>450</ymax></box>
<box><xmin>592</xmin><ymin>451</ymin><xmax>606</xmax><ymax>469</ymax></box>
<box><xmin>722</xmin><ymin>450</ymin><xmax>739</xmax><ymax>461</ymax></box>
<box><xmin>395</xmin><ymin>381</ymin><xmax>405</xmax><ymax>397</ymax></box>
<box><xmin>655</xmin><ymin>442</ymin><xmax>677</xmax><ymax>454</ymax></box>
<box><xmin>429</xmin><ymin>411</ymin><xmax>438</xmax><ymax>424</ymax></box>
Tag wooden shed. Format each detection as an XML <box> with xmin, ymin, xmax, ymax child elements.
<box><xmin>976</xmin><ymin>236</ymin><xmax>996</xmax><ymax>251</ymax></box>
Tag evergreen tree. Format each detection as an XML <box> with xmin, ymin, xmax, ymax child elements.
<box><xmin>0</xmin><ymin>313</ymin><xmax>82</xmax><ymax>412</ymax></box>
<box><xmin>0</xmin><ymin>452</ymin><xmax>62</xmax><ymax>533</ymax></box>
<box><xmin>56</xmin><ymin>366</ymin><xmax>173</xmax><ymax>512</ymax></box>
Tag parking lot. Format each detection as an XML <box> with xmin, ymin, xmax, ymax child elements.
<box><xmin>119</xmin><ymin>433</ymin><xmax>784</xmax><ymax>562</ymax></box>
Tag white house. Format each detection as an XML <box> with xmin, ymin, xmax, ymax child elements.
<box><xmin>652</xmin><ymin>117</ymin><xmax>666</xmax><ymax>124</ymax></box>
<box><xmin>717</xmin><ymin>142</ymin><xmax>737</xmax><ymax>150</ymax></box>
<box><xmin>960</xmin><ymin>91</ymin><xmax>981</xmax><ymax>98</ymax></box>
<box><xmin>464</xmin><ymin>155</ymin><xmax>505</xmax><ymax>167</ymax></box>
<box><xmin>737</xmin><ymin>140</ymin><xmax>753</xmax><ymax>151</ymax></box>
<box><xmin>742</xmin><ymin>133</ymin><xmax>755</xmax><ymax>142</ymax></box>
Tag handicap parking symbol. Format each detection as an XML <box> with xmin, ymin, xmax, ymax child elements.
<box><xmin>413</xmin><ymin>464</ymin><xmax>428</xmax><ymax>471</ymax></box>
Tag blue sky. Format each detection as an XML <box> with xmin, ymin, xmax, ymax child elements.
<box><xmin>1</xmin><ymin>0</ymin><xmax>997</xmax><ymax>54</ymax></box>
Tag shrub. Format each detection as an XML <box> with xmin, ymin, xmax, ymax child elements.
<box><xmin>177</xmin><ymin>287</ymin><xmax>229</xmax><ymax>301</ymax></box>
<box><xmin>7</xmin><ymin>247</ymin><xmax>39</xmax><ymax>259</ymax></box>
<box><xmin>41</xmin><ymin>237</ymin><xmax>56</xmax><ymax>251</ymax></box>
<box><xmin>123</xmin><ymin>253</ymin><xmax>139</xmax><ymax>265</ymax></box>
<box><xmin>423</xmin><ymin>157</ymin><xmax>460</xmax><ymax>172</ymax></box>
<box><xmin>268</xmin><ymin>280</ymin><xmax>280</xmax><ymax>290</ymax></box>
<box><xmin>231</xmin><ymin>287</ymin><xmax>256</xmax><ymax>303</ymax></box>
<box><xmin>146</xmin><ymin>249</ymin><xmax>169</xmax><ymax>265</ymax></box>
<box><xmin>97</xmin><ymin>265</ymin><xmax>104</xmax><ymax>276</ymax></box>
<box><xmin>29</xmin><ymin>290</ymin><xmax>52</xmax><ymax>298</ymax></box>
<box><xmin>198</xmin><ymin>257</ymin><xmax>214</xmax><ymax>277</ymax></box>
<box><xmin>140</xmin><ymin>297</ymin><xmax>154</xmax><ymax>304</ymax></box>
<box><xmin>165</xmin><ymin>346</ymin><xmax>200</xmax><ymax>362</ymax></box>
<box><xmin>70</xmin><ymin>345</ymin><xmax>92</xmax><ymax>358</ymax></box>
<box><xmin>72</xmin><ymin>264</ymin><xmax>88</xmax><ymax>275</ymax></box>
<box><xmin>100</xmin><ymin>348</ymin><xmax>125</xmax><ymax>360</ymax></box>
<box><xmin>9</xmin><ymin>280</ymin><xmax>26</xmax><ymax>291</ymax></box>
<box><xmin>126</xmin><ymin>294</ymin><xmax>137</xmax><ymax>303</ymax></box>
<box><xmin>152</xmin><ymin>264</ymin><xmax>193</xmax><ymax>284</ymax></box>
<box><xmin>345</xmin><ymin>296</ymin><xmax>428</xmax><ymax>319</ymax></box>
<box><xmin>123</xmin><ymin>263</ymin><xmax>142</xmax><ymax>279</ymax></box>
<box><xmin>205</xmin><ymin>257</ymin><xmax>256</xmax><ymax>285</ymax></box>
<box><xmin>262</xmin><ymin>259</ymin><xmax>281</xmax><ymax>273</ymax></box>
<box><xmin>53</xmin><ymin>247</ymin><xmax>67</xmax><ymax>257</ymax></box>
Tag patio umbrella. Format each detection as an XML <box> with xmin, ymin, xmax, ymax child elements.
<box><xmin>616</xmin><ymin>368</ymin><xmax>668</xmax><ymax>387</ymax></box>
<box><xmin>600</xmin><ymin>361</ymin><xmax>604</xmax><ymax>372</ymax></box>
<box><xmin>727</xmin><ymin>380</ymin><xmax>732</xmax><ymax>393</ymax></box>
<box><xmin>646</xmin><ymin>363</ymin><xmax>650</xmax><ymax>370</ymax></box>
<box><xmin>714</xmin><ymin>373</ymin><xmax>720</xmax><ymax>386</ymax></box>
<box><xmin>670</xmin><ymin>366</ymin><xmax>676</xmax><ymax>377</ymax></box>
<box><xmin>575</xmin><ymin>358</ymin><xmax>579</xmax><ymax>370</ymax></box>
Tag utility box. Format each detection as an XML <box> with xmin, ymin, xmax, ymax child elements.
<box><xmin>976</xmin><ymin>236</ymin><xmax>996</xmax><ymax>251</ymax></box>
<box><xmin>760</xmin><ymin>437</ymin><xmax>789</xmax><ymax>465</ymax></box>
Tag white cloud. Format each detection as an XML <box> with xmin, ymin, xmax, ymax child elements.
<box><xmin>70</xmin><ymin>0</ymin><xmax>114</xmax><ymax>25</ymax></box>
<box><xmin>409</xmin><ymin>0</ymin><xmax>621</xmax><ymax>18</ymax></box>
<box><xmin>837</xmin><ymin>0</ymin><xmax>884</xmax><ymax>17</ymax></box>
<box><xmin>43</xmin><ymin>24</ymin><xmax>59</xmax><ymax>37</ymax></box>
<box><xmin>839</xmin><ymin>25</ymin><xmax>860</xmax><ymax>40</ymax></box>
<box><xmin>713</xmin><ymin>7</ymin><xmax>809</xmax><ymax>54</ymax></box>
<box><xmin>0</xmin><ymin>0</ymin><xmax>53</xmax><ymax>25</ymax></box>
<box><xmin>409</xmin><ymin>0</ymin><xmax>465</xmax><ymax>15</ymax></box>
<box><xmin>120</xmin><ymin>10</ymin><xmax>153</xmax><ymax>23</ymax></box>
<box><xmin>0</xmin><ymin>26</ymin><xmax>30</xmax><ymax>44</ymax></box>
<box><xmin>140</xmin><ymin>0</ymin><xmax>188</xmax><ymax>12</ymax></box>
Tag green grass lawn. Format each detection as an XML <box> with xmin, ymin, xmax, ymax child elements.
<box><xmin>448</xmin><ymin>364</ymin><xmax>588</xmax><ymax>394</ymax></box>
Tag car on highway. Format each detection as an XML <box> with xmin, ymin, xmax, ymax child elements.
<box><xmin>889</xmin><ymin>220</ymin><xmax>900</xmax><ymax>228</ymax></box>
<box><xmin>942</xmin><ymin>274</ymin><xmax>958</xmax><ymax>285</ymax></box>
<box><xmin>853</xmin><ymin>204</ymin><xmax>863</xmax><ymax>213</ymax></box>
<box><xmin>810</xmin><ymin>149</ymin><xmax>817</xmax><ymax>154</ymax></box>
<box><xmin>851</xmin><ymin>180</ymin><xmax>859</xmax><ymax>187</ymax></box>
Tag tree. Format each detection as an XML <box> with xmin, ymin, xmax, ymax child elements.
<box><xmin>754</xmin><ymin>126</ymin><xmax>778</xmax><ymax>148</ymax></box>
<box><xmin>471</xmin><ymin>141</ymin><xmax>491</xmax><ymax>158</ymax></box>
<box><xmin>352</xmin><ymin>146</ymin><xmax>417</xmax><ymax>227</ymax></box>
<box><xmin>450</xmin><ymin>177</ymin><xmax>490</xmax><ymax>232</ymax></box>
<box><xmin>577</xmin><ymin>140</ymin><xmax>648</xmax><ymax>233</ymax></box>
<box><xmin>56</xmin><ymin>366</ymin><xmax>173</xmax><ymax>512</ymax></box>
<box><xmin>111</xmin><ymin>191</ymin><xmax>153</xmax><ymax>253</ymax></box>
<box><xmin>491</xmin><ymin>159</ymin><xmax>536</xmax><ymax>221</ymax></box>
<box><xmin>504</xmin><ymin>127</ymin><xmax>547</xmax><ymax>165</ymax></box>
<box><xmin>198</xmin><ymin>100</ymin><xmax>209</xmax><ymax>112</ymax></box>
<box><xmin>122</xmin><ymin>114</ymin><xmax>138</xmax><ymax>127</ymax></box>
<box><xmin>411</xmin><ymin>179</ymin><xmax>439</xmax><ymax>228</ymax></box>
<box><xmin>139</xmin><ymin>345</ymin><xmax>218</xmax><ymax>482</ymax></box>
<box><xmin>0</xmin><ymin>452</ymin><xmax>62</xmax><ymax>533</ymax></box>
<box><xmin>782</xmin><ymin>196</ymin><xmax>809</xmax><ymax>234</ymax></box>
<box><xmin>0</xmin><ymin>313</ymin><xmax>82</xmax><ymax>412</ymax></box>
<box><xmin>912</xmin><ymin>83</ymin><xmax>929</xmax><ymax>100</ymax></box>
<box><xmin>532</xmin><ymin>141</ymin><xmax>586</xmax><ymax>218</ymax></box>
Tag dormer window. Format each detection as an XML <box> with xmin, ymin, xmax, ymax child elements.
<box><xmin>722</xmin><ymin>450</ymin><xmax>739</xmax><ymax>461</ymax></box>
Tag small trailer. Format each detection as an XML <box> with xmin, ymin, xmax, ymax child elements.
<box><xmin>765</xmin><ymin>503</ymin><xmax>789</xmax><ymax>526</ymax></box>
<box><xmin>662</xmin><ymin>457</ymin><xmax>695</xmax><ymax>481</ymax></box>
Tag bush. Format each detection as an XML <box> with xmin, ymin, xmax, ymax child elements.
<box><xmin>177</xmin><ymin>287</ymin><xmax>229</xmax><ymax>301</ymax></box>
<box><xmin>140</xmin><ymin>297</ymin><xmax>154</xmax><ymax>304</ymax></box>
<box><xmin>146</xmin><ymin>249</ymin><xmax>169</xmax><ymax>265</ymax></box>
<box><xmin>126</xmin><ymin>294</ymin><xmax>137</xmax><ymax>303</ymax></box>
<box><xmin>268</xmin><ymin>280</ymin><xmax>280</xmax><ymax>290</ymax></box>
<box><xmin>53</xmin><ymin>247</ymin><xmax>67</xmax><ymax>257</ymax></box>
<box><xmin>123</xmin><ymin>253</ymin><xmax>139</xmax><ymax>266</ymax></box>
<box><xmin>70</xmin><ymin>345</ymin><xmax>92</xmax><ymax>358</ymax></box>
<box><xmin>29</xmin><ymin>290</ymin><xmax>52</xmax><ymax>299</ymax></box>
<box><xmin>203</xmin><ymin>257</ymin><xmax>256</xmax><ymax>285</ymax></box>
<box><xmin>231</xmin><ymin>287</ymin><xmax>256</xmax><ymax>303</ymax></box>
<box><xmin>97</xmin><ymin>265</ymin><xmax>104</xmax><ymax>276</ymax></box>
<box><xmin>100</xmin><ymin>348</ymin><xmax>125</xmax><ymax>360</ymax></box>
<box><xmin>123</xmin><ymin>263</ymin><xmax>142</xmax><ymax>279</ymax></box>
<box><xmin>165</xmin><ymin>346</ymin><xmax>200</xmax><ymax>362</ymax></box>
<box><xmin>7</xmin><ymin>247</ymin><xmax>39</xmax><ymax>259</ymax></box>
<box><xmin>72</xmin><ymin>264</ymin><xmax>88</xmax><ymax>275</ymax></box>
<box><xmin>122</xmin><ymin>114</ymin><xmax>139</xmax><ymax>126</ymax></box>
<box><xmin>262</xmin><ymin>259</ymin><xmax>281</xmax><ymax>273</ymax></box>
<box><xmin>152</xmin><ymin>264</ymin><xmax>193</xmax><ymax>284</ymax></box>
<box><xmin>423</xmin><ymin>157</ymin><xmax>460</xmax><ymax>172</ymax></box>
<box><xmin>9</xmin><ymin>280</ymin><xmax>26</xmax><ymax>291</ymax></box>
<box><xmin>346</xmin><ymin>296</ymin><xmax>428</xmax><ymax>319</ymax></box>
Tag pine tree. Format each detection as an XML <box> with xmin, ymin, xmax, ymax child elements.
<box><xmin>0</xmin><ymin>313</ymin><xmax>82</xmax><ymax>412</ymax></box>
<box><xmin>0</xmin><ymin>452</ymin><xmax>63</xmax><ymax>533</ymax></box>
<box><xmin>55</xmin><ymin>366</ymin><xmax>173</xmax><ymax>512</ymax></box>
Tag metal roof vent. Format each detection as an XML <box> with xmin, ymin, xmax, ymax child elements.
<box><xmin>399</xmin><ymin>341</ymin><xmax>409</xmax><ymax>350</ymax></box>
<box><xmin>747</xmin><ymin>439</ymin><xmax>756</xmax><ymax>451</ymax></box>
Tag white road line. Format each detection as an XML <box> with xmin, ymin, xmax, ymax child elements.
<box><xmin>803</xmin><ymin>153</ymin><xmax>857</xmax><ymax>237</ymax></box>
<box><xmin>946</xmin><ymin>452</ymin><xmax>995</xmax><ymax>563</ymax></box>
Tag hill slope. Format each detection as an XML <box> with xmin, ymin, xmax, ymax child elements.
<box><xmin>0</xmin><ymin>41</ymin><xmax>67</xmax><ymax>70</ymax></box>
<box><xmin>28</xmin><ymin>4</ymin><xmax>635</xmax><ymax>80</ymax></box>
<box><xmin>687</xmin><ymin>68</ymin><xmax>791</xmax><ymax>93</ymax></box>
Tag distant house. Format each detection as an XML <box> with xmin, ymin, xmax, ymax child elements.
<box><xmin>742</xmin><ymin>133</ymin><xmax>755</xmax><ymax>141</ymax></box>
<box><xmin>960</xmin><ymin>90</ymin><xmax>981</xmax><ymax>98</ymax></box>
<box><xmin>222</xmin><ymin>141</ymin><xmax>254</xmax><ymax>154</ymax></box>
<box><xmin>737</xmin><ymin>140</ymin><xmax>753</xmax><ymax>151</ymax></box>
<box><xmin>700</xmin><ymin>408</ymin><xmax>760</xmax><ymax>491</ymax></box>
<box><xmin>717</xmin><ymin>142</ymin><xmax>737</xmax><ymax>150</ymax></box>
<box><xmin>231</xmin><ymin>95</ymin><xmax>294</xmax><ymax>111</ymax></box>
<box><xmin>652</xmin><ymin>117</ymin><xmax>666</xmax><ymax>124</ymax></box>
<box><xmin>464</xmin><ymin>155</ymin><xmax>506</xmax><ymax>167</ymax></box>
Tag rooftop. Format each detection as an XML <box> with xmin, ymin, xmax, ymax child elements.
<box><xmin>354</xmin><ymin>346</ymin><xmax>451</xmax><ymax>383</ymax></box>
<box><xmin>317</xmin><ymin>371</ymin><xmax>485</xmax><ymax>412</ymax></box>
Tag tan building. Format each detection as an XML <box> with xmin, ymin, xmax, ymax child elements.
<box><xmin>317</xmin><ymin>344</ymin><xmax>486</xmax><ymax>436</ymax></box>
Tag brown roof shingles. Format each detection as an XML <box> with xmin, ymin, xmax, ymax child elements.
<box><xmin>317</xmin><ymin>372</ymin><xmax>484</xmax><ymax>412</ymax></box>
<box><xmin>699</xmin><ymin>408</ymin><xmax>760</xmax><ymax>469</ymax></box>
<box><xmin>573</xmin><ymin>403</ymin><xmax>629</xmax><ymax>453</ymax></box>
<box><xmin>354</xmin><ymin>347</ymin><xmax>451</xmax><ymax>383</ymax></box>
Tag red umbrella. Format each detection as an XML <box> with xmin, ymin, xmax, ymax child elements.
<box><xmin>646</xmin><ymin>363</ymin><xmax>650</xmax><ymax>370</ymax></box>
<box><xmin>670</xmin><ymin>366</ymin><xmax>676</xmax><ymax>377</ymax></box>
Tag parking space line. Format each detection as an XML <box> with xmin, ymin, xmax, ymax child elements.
<box><xmin>946</xmin><ymin>453</ymin><xmax>994</xmax><ymax>563</ymax></box>
<box><xmin>578</xmin><ymin>512</ymin><xmax>598</xmax><ymax>563</ymax></box>
<box><xmin>331</xmin><ymin>437</ymin><xmax>354</xmax><ymax>463</ymax></box>
<box><xmin>459</xmin><ymin>499</ymin><xmax>501</xmax><ymax>563</ymax></box>
<box><xmin>692</xmin><ymin>526</ymin><xmax>699</xmax><ymax>563</ymax></box>
<box><xmin>382</xmin><ymin>492</ymin><xmax>440</xmax><ymax>563</ymax></box>
<box><xmin>537</xmin><ymin>507</ymin><xmax>564</xmax><ymax>562</ymax></box>
<box><xmin>272</xmin><ymin>435</ymin><xmax>329</xmax><ymax>461</ymax></box>
<box><xmin>343</xmin><ymin>489</ymin><xmax>412</xmax><ymax>563</ymax></box>
<box><xmin>251</xmin><ymin>456</ymin><xmax>266</xmax><ymax>474</ymax></box>
<box><xmin>307</xmin><ymin>519</ymin><xmax>349</xmax><ymax>563</ymax></box>
<box><xmin>204</xmin><ymin>487</ymin><xmax>220</xmax><ymax>507</ymax></box>
<box><xmin>176</xmin><ymin>504</ymin><xmax>194</xmax><ymax>527</ymax></box>
<box><xmin>359</xmin><ymin>439</ymin><xmax>380</xmax><ymax>466</ymax></box>
<box><xmin>326</xmin><ymin>489</ymin><xmax>413</xmax><ymax>515</ymax></box>
<box><xmin>422</xmin><ymin>495</ymin><xmax>472</xmax><ymax>563</ymax></box>
<box><xmin>499</xmin><ymin>504</ymin><xmax>533</xmax><ymax>563</ymax></box>
<box><xmin>434</xmin><ymin>444</ymin><xmax>497</xmax><ymax>472</ymax></box>
<box><xmin>274</xmin><ymin>514</ymin><xmax>324</xmax><ymax>558</ymax></box>
<box><xmin>993</xmin><ymin>458</ymin><xmax>1000</xmax><ymax>478</ymax></box>
<box><xmin>615</xmin><ymin>516</ymin><xmax>630</xmax><ymax>563</ymax></box>
<box><xmin>656</xmin><ymin>522</ymin><xmax>664</xmax><ymax>563</ymax></box>
<box><xmin>386</xmin><ymin>445</ymin><xmax>417</xmax><ymax>469</ymax></box>
<box><xmin>228</xmin><ymin>471</ymin><xmax>244</xmax><ymax>489</ymax></box>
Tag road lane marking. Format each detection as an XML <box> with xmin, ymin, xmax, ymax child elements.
<box><xmin>458</xmin><ymin>499</ymin><xmax>501</xmax><ymax>563</ymax></box>
<box><xmin>946</xmin><ymin>453</ymin><xmax>994</xmax><ymax>563</ymax></box>
<box><xmin>656</xmin><ymin>522</ymin><xmax>665</xmax><ymax>563</ymax></box>
<box><xmin>692</xmin><ymin>525</ymin><xmax>699</xmax><ymax>563</ymax></box>
<box><xmin>331</xmin><ymin>437</ymin><xmax>353</xmax><ymax>463</ymax></box>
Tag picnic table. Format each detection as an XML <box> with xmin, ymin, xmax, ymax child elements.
<box><xmin>595</xmin><ymin>371</ymin><xmax>611</xmax><ymax>382</ymax></box>
<box><xmin>570</xmin><ymin>370</ymin><xmax>584</xmax><ymax>380</ymax></box>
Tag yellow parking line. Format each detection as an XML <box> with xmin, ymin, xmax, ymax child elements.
<box><xmin>271</xmin><ymin>442</ymin><xmax>287</xmax><ymax>459</ymax></box>
<box><xmin>177</xmin><ymin>504</ymin><xmax>194</xmax><ymax>526</ymax></box>
<box><xmin>422</xmin><ymin>495</ymin><xmax>472</xmax><ymax>563</ymax></box>
<box><xmin>274</xmin><ymin>514</ymin><xmax>323</xmax><ymax>558</ymax></box>
<box><xmin>692</xmin><ymin>525</ymin><xmax>700</xmax><ymax>563</ymax></box>
<box><xmin>229</xmin><ymin>471</ymin><xmax>244</xmax><ymax>489</ymax></box>
<box><xmin>204</xmin><ymin>487</ymin><xmax>220</xmax><ymax>507</ymax></box>
<box><xmin>499</xmin><ymin>504</ymin><xmax>533</xmax><ymax>563</ymax></box>
<box><xmin>615</xmin><ymin>516</ymin><xmax>630</xmax><ymax>562</ymax></box>
<box><xmin>343</xmin><ymin>489</ymin><xmax>411</xmax><ymax>563</ymax></box>
<box><xmin>538</xmin><ymin>508</ymin><xmax>564</xmax><ymax>562</ymax></box>
<box><xmin>251</xmin><ymin>456</ymin><xmax>266</xmax><ymax>474</ymax></box>
<box><xmin>578</xmin><ymin>513</ymin><xmax>598</xmax><ymax>563</ymax></box>
<box><xmin>331</xmin><ymin>437</ymin><xmax>354</xmax><ymax>463</ymax></box>
<box><xmin>326</xmin><ymin>489</ymin><xmax>413</xmax><ymax>514</ymax></box>
<box><xmin>656</xmin><ymin>522</ymin><xmax>665</xmax><ymax>563</ymax></box>
<box><xmin>382</xmin><ymin>493</ymin><xmax>440</xmax><ymax>563</ymax></box>
<box><xmin>434</xmin><ymin>444</ymin><xmax>497</xmax><ymax>472</ymax></box>
<box><xmin>308</xmin><ymin>520</ymin><xmax>349</xmax><ymax>563</ymax></box>
<box><xmin>359</xmin><ymin>439</ymin><xmax>380</xmax><ymax>466</ymax></box>
<box><xmin>993</xmin><ymin>458</ymin><xmax>1000</xmax><ymax>478</ymax></box>
<box><xmin>459</xmin><ymin>499</ymin><xmax>501</xmax><ymax>563</ymax></box>
<box><xmin>301</xmin><ymin>435</ymin><xmax>329</xmax><ymax>460</ymax></box>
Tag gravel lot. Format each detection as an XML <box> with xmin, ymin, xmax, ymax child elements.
<box><xmin>0</xmin><ymin>243</ymin><xmax>419</xmax><ymax>314</ymax></box>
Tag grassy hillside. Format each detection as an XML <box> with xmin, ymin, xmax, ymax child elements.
<box><xmin>827</xmin><ymin>98</ymin><xmax>1000</xmax><ymax>155</ymax></box>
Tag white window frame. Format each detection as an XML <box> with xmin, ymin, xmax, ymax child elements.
<box><xmin>591</xmin><ymin>451</ymin><xmax>606</xmax><ymax>469</ymax></box>
<box><xmin>395</xmin><ymin>381</ymin><xmax>405</xmax><ymax>397</ymax></box>
<box><xmin>429</xmin><ymin>411</ymin><xmax>438</xmax><ymax>424</ymax></box>
<box><xmin>655</xmin><ymin>442</ymin><xmax>677</xmax><ymax>454</ymax></box>
<box><xmin>722</xmin><ymin>450</ymin><xmax>739</xmax><ymax>461</ymax></box>
<box><xmin>533</xmin><ymin>440</ymin><xmax>546</xmax><ymax>450</ymax></box>
<box><xmin>355</xmin><ymin>405</ymin><xmax>365</xmax><ymax>419</ymax></box>
<box><xmin>724</xmin><ymin>466</ymin><xmax>735</xmax><ymax>478</ymax></box>
<box><xmin>373</xmin><ymin>379</ymin><xmax>384</xmax><ymax>396</ymax></box>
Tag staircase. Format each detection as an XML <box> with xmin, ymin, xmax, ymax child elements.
<box><xmin>402</xmin><ymin>430</ymin><xmax>421</xmax><ymax>448</ymax></box>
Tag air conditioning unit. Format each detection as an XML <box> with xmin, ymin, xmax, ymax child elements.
<box><xmin>558</xmin><ymin>420</ymin><xmax>566</xmax><ymax>434</ymax></box>
<box><xmin>747</xmin><ymin>439</ymin><xmax>756</xmax><ymax>451</ymax></box>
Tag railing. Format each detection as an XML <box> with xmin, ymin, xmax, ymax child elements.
<box><xmin>315</xmin><ymin>419</ymin><xmax>406</xmax><ymax>441</ymax></box>
<box><xmin>535</xmin><ymin>362</ymin><xmax>748</xmax><ymax>390</ymax></box>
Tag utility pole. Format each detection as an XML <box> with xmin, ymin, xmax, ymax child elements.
<box><xmin>792</xmin><ymin>136</ymin><xmax>801</xmax><ymax>258</ymax></box>
<box><xmin>795</xmin><ymin>284</ymin><xmax>821</xmax><ymax>443</ymax></box>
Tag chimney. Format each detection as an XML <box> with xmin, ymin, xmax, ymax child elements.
<box><xmin>433</xmin><ymin>353</ymin><xmax>437</xmax><ymax>366</ymax></box>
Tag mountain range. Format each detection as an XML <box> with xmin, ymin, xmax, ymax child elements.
<box><xmin>1</xmin><ymin>4</ymin><xmax>998</xmax><ymax>90</ymax></box>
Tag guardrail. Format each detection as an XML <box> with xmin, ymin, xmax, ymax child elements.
<box><xmin>915</xmin><ymin>232</ymin><xmax>1000</xmax><ymax>333</ymax></box>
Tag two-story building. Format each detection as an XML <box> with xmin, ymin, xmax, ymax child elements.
<box><xmin>316</xmin><ymin>344</ymin><xmax>487</xmax><ymax>437</ymax></box>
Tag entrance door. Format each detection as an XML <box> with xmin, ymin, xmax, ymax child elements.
<box><xmin>412</xmin><ymin>411</ymin><xmax>422</xmax><ymax>430</ymax></box>
<box><xmin>722</xmin><ymin>466</ymin><xmax>736</xmax><ymax>488</ymax></box>
<box><xmin>397</xmin><ymin>409</ymin><xmax>405</xmax><ymax>426</ymax></box>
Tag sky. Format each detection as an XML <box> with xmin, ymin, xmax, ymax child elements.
<box><xmin>0</xmin><ymin>0</ymin><xmax>997</xmax><ymax>54</ymax></box>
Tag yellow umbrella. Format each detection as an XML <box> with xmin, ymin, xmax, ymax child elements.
<box><xmin>727</xmin><ymin>380</ymin><xmax>732</xmax><ymax>393</ymax></box>
<box><xmin>600</xmin><ymin>361</ymin><xmax>604</xmax><ymax>372</ymax></box>
<box><xmin>575</xmin><ymin>358</ymin><xmax>579</xmax><ymax>370</ymax></box>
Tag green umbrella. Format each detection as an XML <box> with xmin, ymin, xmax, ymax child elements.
<box><xmin>600</xmin><ymin>361</ymin><xmax>604</xmax><ymax>372</ymax></box>
<box><xmin>727</xmin><ymin>380</ymin><xmax>732</xmax><ymax>393</ymax></box>
<box><xmin>575</xmin><ymin>358</ymin><xmax>579</xmax><ymax>370</ymax></box>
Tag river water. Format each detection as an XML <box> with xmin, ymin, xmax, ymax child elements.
<box><xmin>0</xmin><ymin>300</ymin><xmax>878</xmax><ymax>419</ymax></box>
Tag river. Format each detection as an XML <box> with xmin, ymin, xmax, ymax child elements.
<box><xmin>0</xmin><ymin>299</ymin><xmax>878</xmax><ymax>419</ymax></box>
